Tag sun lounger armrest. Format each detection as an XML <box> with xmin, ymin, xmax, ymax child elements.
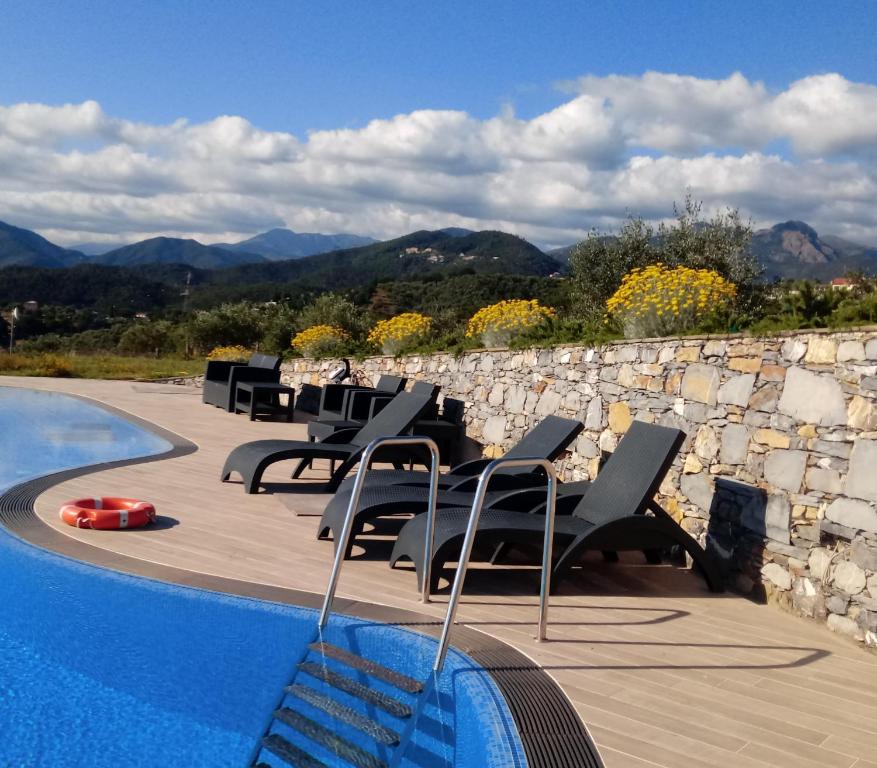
<box><xmin>205</xmin><ymin>360</ymin><xmax>242</xmax><ymax>382</ymax></box>
<box><xmin>523</xmin><ymin>492</ymin><xmax>583</xmax><ymax>517</ymax></box>
<box><xmin>448</xmin><ymin>471</ymin><xmax>544</xmax><ymax>493</ymax></box>
<box><xmin>447</xmin><ymin>457</ymin><xmax>493</xmax><ymax>476</ymax></box>
<box><xmin>319</xmin><ymin>428</ymin><xmax>361</xmax><ymax>444</ymax></box>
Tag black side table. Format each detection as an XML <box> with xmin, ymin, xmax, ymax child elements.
<box><xmin>235</xmin><ymin>382</ymin><xmax>296</xmax><ymax>422</ymax></box>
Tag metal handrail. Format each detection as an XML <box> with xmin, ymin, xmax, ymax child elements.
<box><xmin>432</xmin><ymin>456</ymin><xmax>557</xmax><ymax>673</ymax></box>
<box><xmin>318</xmin><ymin>435</ymin><xmax>441</xmax><ymax>628</ymax></box>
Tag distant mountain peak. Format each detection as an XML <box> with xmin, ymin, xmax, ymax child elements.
<box><xmin>212</xmin><ymin>228</ymin><xmax>377</xmax><ymax>261</ymax></box>
<box><xmin>0</xmin><ymin>219</ymin><xmax>85</xmax><ymax>268</ymax></box>
<box><xmin>751</xmin><ymin>220</ymin><xmax>875</xmax><ymax>279</ymax></box>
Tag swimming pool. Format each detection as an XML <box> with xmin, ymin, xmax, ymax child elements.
<box><xmin>0</xmin><ymin>386</ymin><xmax>527</xmax><ymax>766</ymax></box>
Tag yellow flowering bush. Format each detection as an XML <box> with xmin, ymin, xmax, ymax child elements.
<box><xmin>368</xmin><ymin>312</ymin><xmax>433</xmax><ymax>355</ymax></box>
<box><xmin>606</xmin><ymin>264</ymin><xmax>737</xmax><ymax>339</ymax></box>
<box><xmin>291</xmin><ymin>324</ymin><xmax>348</xmax><ymax>358</ymax></box>
<box><xmin>206</xmin><ymin>345</ymin><xmax>251</xmax><ymax>362</ymax></box>
<box><xmin>466</xmin><ymin>299</ymin><xmax>556</xmax><ymax>347</ymax></box>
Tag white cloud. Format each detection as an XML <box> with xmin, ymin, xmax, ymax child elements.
<box><xmin>0</xmin><ymin>72</ymin><xmax>876</xmax><ymax>249</ymax></box>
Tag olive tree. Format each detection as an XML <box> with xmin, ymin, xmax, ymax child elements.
<box><xmin>569</xmin><ymin>195</ymin><xmax>757</xmax><ymax>322</ymax></box>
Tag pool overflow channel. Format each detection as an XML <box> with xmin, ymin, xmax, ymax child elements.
<box><xmin>253</xmin><ymin>436</ymin><xmax>558</xmax><ymax>768</ymax></box>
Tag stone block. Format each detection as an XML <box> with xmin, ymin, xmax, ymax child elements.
<box><xmin>837</xmin><ymin>340</ymin><xmax>866</xmax><ymax>362</ymax></box>
<box><xmin>729</xmin><ymin>357</ymin><xmax>762</xmax><ymax>373</ymax></box>
<box><xmin>720</xmin><ymin>423</ymin><xmax>750</xmax><ymax>464</ymax></box>
<box><xmin>718</xmin><ymin>373</ymin><xmax>756</xmax><ymax>406</ymax></box>
<box><xmin>825</xmin><ymin>498</ymin><xmax>877</xmax><ymax>534</ymax></box>
<box><xmin>584</xmin><ymin>396</ymin><xmax>604</xmax><ymax>430</ymax></box>
<box><xmin>778</xmin><ymin>366</ymin><xmax>847</xmax><ymax>426</ymax></box>
<box><xmin>792</xmin><ymin>577</ymin><xmax>825</xmax><ymax>619</ymax></box>
<box><xmin>608</xmin><ymin>401</ymin><xmax>633</xmax><ymax>434</ymax></box>
<box><xmin>809</xmin><ymin>439</ymin><xmax>851</xmax><ymax>459</ymax></box>
<box><xmin>805</xmin><ymin>467</ymin><xmax>843</xmax><ymax>494</ymax></box>
<box><xmin>805</xmin><ymin>337</ymin><xmax>838</xmax><ymax>365</ymax></box>
<box><xmin>849</xmin><ymin>540</ymin><xmax>877</xmax><ymax>572</ymax></box>
<box><xmin>761</xmin><ymin>562</ymin><xmax>791</xmax><ymax>590</ymax></box>
<box><xmin>862</xmin><ymin>376</ymin><xmax>877</xmax><ymax>391</ymax></box>
<box><xmin>598</xmin><ymin>429</ymin><xmax>617</xmax><ymax>452</ymax></box>
<box><xmin>759</xmin><ymin>364</ymin><xmax>787</xmax><ymax>381</ymax></box>
<box><xmin>808</xmin><ymin>548</ymin><xmax>833</xmax><ymax>580</ymax></box>
<box><xmin>617</xmin><ymin>364</ymin><xmax>636</xmax><ymax>387</ymax></box>
<box><xmin>848</xmin><ymin>395</ymin><xmax>877</xmax><ymax>431</ymax></box>
<box><xmin>505</xmin><ymin>386</ymin><xmax>527</xmax><ymax>413</ymax></box>
<box><xmin>482</xmin><ymin>415</ymin><xmax>507</xmax><ymax>444</ymax></box>
<box><xmin>683</xmin><ymin>454</ymin><xmax>703</xmax><ymax>474</ymax></box>
<box><xmin>536</xmin><ymin>389</ymin><xmax>562</xmax><ymax>416</ymax></box>
<box><xmin>827</xmin><ymin>613</ymin><xmax>864</xmax><ymax>640</ymax></box>
<box><xmin>702</xmin><ymin>339</ymin><xmax>726</xmax><ymax>356</ymax></box>
<box><xmin>681</xmin><ymin>363</ymin><xmax>720</xmax><ymax>405</ymax></box>
<box><xmin>694</xmin><ymin>425</ymin><xmax>720</xmax><ymax>461</ymax></box>
<box><xmin>846</xmin><ymin>439</ymin><xmax>877</xmax><ymax>502</ymax></box>
<box><xmin>753</xmin><ymin>428</ymin><xmax>791</xmax><ymax>449</ymax></box>
<box><xmin>833</xmin><ymin>561</ymin><xmax>867</xmax><ymax>595</ymax></box>
<box><xmin>680</xmin><ymin>471</ymin><xmax>714</xmax><ymax>512</ymax></box>
<box><xmin>865</xmin><ymin>338</ymin><xmax>877</xmax><ymax>360</ymax></box>
<box><xmin>748</xmin><ymin>385</ymin><xmax>779</xmax><ymax>412</ymax></box>
<box><xmin>764</xmin><ymin>449</ymin><xmax>807</xmax><ymax>492</ymax></box>
<box><xmin>488</xmin><ymin>383</ymin><xmax>505</xmax><ymax>406</ymax></box>
<box><xmin>574</xmin><ymin>435</ymin><xmax>599</xmax><ymax>458</ymax></box>
<box><xmin>675</xmin><ymin>346</ymin><xmax>701</xmax><ymax>362</ymax></box>
<box><xmin>826</xmin><ymin>594</ymin><xmax>848</xmax><ymax>614</ymax></box>
<box><xmin>782</xmin><ymin>338</ymin><xmax>807</xmax><ymax>363</ymax></box>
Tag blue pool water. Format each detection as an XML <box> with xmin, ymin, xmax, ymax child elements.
<box><xmin>0</xmin><ymin>387</ymin><xmax>526</xmax><ymax>766</ymax></box>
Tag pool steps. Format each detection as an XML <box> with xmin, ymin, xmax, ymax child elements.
<box><xmin>309</xmin><ymin>642</ymin><xmax>423</xmax><ymax>695</ymax></box>
<box><xmin>256</xmin><ymin>641</ymin><xmax>430</xmax><ymax>768</ymax></box>
<box><xmin>287</xmin><ymin>684</ymin><xmax>401</xmax><ymax>745</ymax></box>
<box><xmin>296</xmin><ymin>661</ymin><xmax>413</xmax><ymax>719</ymax></box>
<box><xmin>273</xmin><ymin>707</ymin><xmax>388</xmax><ymax>768</ymax></box>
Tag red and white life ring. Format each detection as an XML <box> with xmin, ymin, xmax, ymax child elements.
<box><xmin>59</xmin><ymin>497</ymin><xmax>156</xmax><ymax>530</ymax></box>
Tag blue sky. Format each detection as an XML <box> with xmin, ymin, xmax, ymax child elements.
<box><xmin>1</xmin><ymin>1</ymin><xmax>876</xmax><ymax>247</ymax></box>
<box><xmin>3</xmin><ymin>0</ymin><xmax>873</xmax><ymax>134</ymax></box>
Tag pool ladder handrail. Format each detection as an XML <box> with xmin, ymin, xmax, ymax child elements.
<box><xmin>317</xmin><ymin>440</ymin><xmax>558</xmax><ymax>675</ymax></box>
<box><xmin>432</xmin><ymin>456</ymin><xmax>557</xmax><ymax>672</ymax></box>
<box><xmin>318</xmin><ymin>435</ymin><xmax>442</xmax><ymax>627</ymax></box>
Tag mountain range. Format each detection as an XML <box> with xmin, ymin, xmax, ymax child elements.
<box><xmin>2</xmin><ymin>218</ymin><xmax>877</xmax><ymax>281</ymax></box>
<box><xmin>212</xmin><ymin>228</ymin><xmax>376</xmax><ymax>260</ymax></box>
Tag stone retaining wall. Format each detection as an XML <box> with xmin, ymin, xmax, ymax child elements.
<box><xmin>282</xmin><ymin>329</ymin><xmax>877</xmax><ymax>648</ymax></box>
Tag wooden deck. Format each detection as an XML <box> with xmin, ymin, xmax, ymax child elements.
<box><xmin>5</xmin><ymin>376</ymin><xmax>877</xmax><ymax>768</ymax></box>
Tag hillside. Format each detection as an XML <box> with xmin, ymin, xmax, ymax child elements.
<box><xmin>0</xmin><ymin>263</ymin><xmax>175</xmax><ymax>311</ymax></box>
<box><xmin>213</xmin><ymin>228</ymin><xmax>376</xmax><ymax>260</ymax></box>
<box><xmin>751</xmin><ymin>221</ymin><xmax>877</xmax><ymax>280</ymax></box>
<box><xmin>0</xmin><ymin>220</ymin><xmax>84</xmax><ymax>268</ymax></box>
<box><xmin>201</xmin><ymin>229</ymin><xmax>563</xmax><ymax>289</ymax></box>
<box><xmin>94</xmin><ymin>237</ymin><xmax>266</xmax><ymax>269</ymax></box>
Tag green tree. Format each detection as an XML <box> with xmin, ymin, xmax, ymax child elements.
<box><xmin>118</xmin><ymin>320</ymin><xmax>177</xmax><ymax>357</ymax></box>
<box><xmin>186</xmin><ymin>302</ymin><xmax>267</xmax><ymax>354</ymax></box>
<box><xmin>297</xmin><ymin>293</ymin><xmax>368</xmax><ymax>338</ymax></box>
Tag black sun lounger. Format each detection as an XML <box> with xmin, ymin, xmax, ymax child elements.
<box><xmin>389</xmin><ymin>420</ymin><xmax>723</xmax><ymax>594</ymax></box>
<box><xmin>335</xmin><ymin>414</ymin><xmax>585</xmax><ymax>494</ymax></box>
<box><xmin>318</xmin><ymin>415</ymin><xmax>584</xmax><ymax>550</ymax></box>
<box><xmin>220</xmin><ymin>391</ymin><xmax>434</xmax><ymax>494</ymax></box>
